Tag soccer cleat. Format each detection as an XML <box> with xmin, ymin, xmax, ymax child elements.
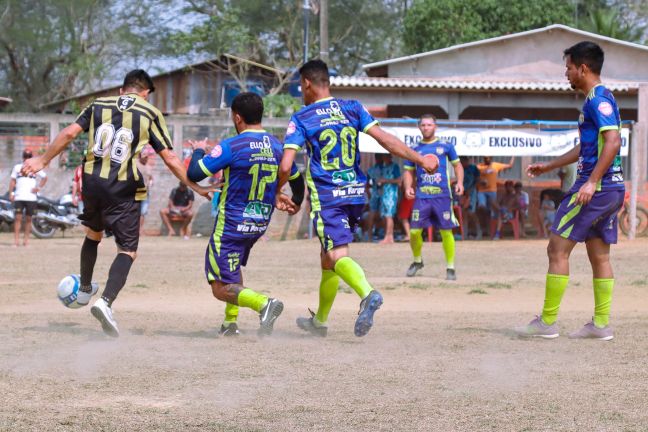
<box><xmin>76</xmin><ymin>281</ymin><xmax>99</xmax><ymax>306</ymax></box>
<box><xmin>354</xmin><ymin>290</ymin><xmax>383</xmax><ymax>337</ymax></box>
<box><xmin>219</xmin><ymin>323</ymin><xmax>240</xmax><ymax>337</ymax></box>
<box><xmin>406</xmin><ymin>261</ymin><xmax>424</xmax><ymax>277</ymax></box>
<box><xmin>568</xmin><ymin>321</ymin><xmax>614</xmax><ymax>341</ymax></box>
<box><xmin>446</xmin><ymin>268</ymin><xmax>457</xmax><ymax>281</ymax></box>
<box><xmin>514</xmin><ymin>315</ymin><xmax>559</xmax><ymax>339</ymax></box>
<box><xmin>258</xmin><ymin>298</ymin><xmax>283</xmax><ymax>336</ymax></box>
<box><xmin>296</xmin><ymin>309</ymin><xmax>328</xmax><ymax>337</ymax></box>
<box><xmin>90</xmin><ymin>298</ymin><xmax>119</xmax><ymax>338</ymax></box>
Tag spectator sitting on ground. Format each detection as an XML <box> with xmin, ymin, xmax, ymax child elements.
<box><xmin>514</xmin><ymin>181</ymin><xmax>529</xmax><ymax>238</ymax></box>
<box><xmin>494</xmin><ymin>180</ymin><xmax>519</xmax><ymax>240</ymax></box>
<box><xmin>160</xmin><ymin>181</ymin><xmax>194</xmax><ymax>239</ymax></box>
<box><xmin>460</xmin><ymin>156</ymin><xmax>481</xmax><ymax>239</ymax></box>
<box><xmin>538</xmin><ymin>190</ymin><xmax>557</xmax><ymax>239</ymax></box>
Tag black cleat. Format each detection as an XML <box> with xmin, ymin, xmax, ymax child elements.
<box><xmin>219</xmin><ymin>323</ymin><xmax>240</xmax><ymax>337</ymax></box>
<box><xmin>296</xmin><ymin>309</ymin><xmax>328</xmax><ymax>337</ymax></box>
<box><xmin>406</xmin><ymin>261</ymin><xmax>424</xmax><ymax>277</ymax></box>
<box><xmin>258</xmin><ymin>298</ymin><xmax>283</xmax><ymax>336</ymax></box>
<box><xmin>446</xmin><ymin>268</ymin><xmax>456</xmax><ymax>281</ymax></box>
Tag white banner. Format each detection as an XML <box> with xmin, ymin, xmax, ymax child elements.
<box><xmin>359</xmin><ymin>126</ymin><xmax>630</xmax><ymax>157</ymax></box>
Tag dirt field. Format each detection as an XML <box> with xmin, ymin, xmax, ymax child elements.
<box><xmin>1</xmin><ymin>233</ymin><xmax>648</xmax><ymax>431</ymax></box>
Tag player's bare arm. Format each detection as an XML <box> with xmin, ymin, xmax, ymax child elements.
<box><xmin>158</xmin><ymin>148</ymin><xmax>215</xmax><ymax>199</ymax></box>
<box><xmin>527</xmin><ymin>145</ymin><xmax>581</xmax><ymax>178</ymax></box>
<box><xmin>453</xmin><ymin>161</ymin><xmax>464</xmax><ymax>196</ymax></box>
<box><xmin>276</xmin><ymin>147</ymin><xmax>298</xmax><ymax>213</ymax></box>
<box><xmin>365</xmin><ymin>125</ymin><xmax>438</xmax><ymax>174</ymax></box>
<box><xmin>403</xmin><ymin>169</ymin><xmax>416</xmax><ymax>199</ymax></box>
<box><xmin>21</xmin><ymin>123</ymin><xmax>84</xmax><ymax>175</ymax></box>
<box><xmin>575</xmin><ymin>129</ymin><xmax>621</xmax><ymax>206</ymax></box>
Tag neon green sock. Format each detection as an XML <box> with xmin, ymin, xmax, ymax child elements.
<box><xmin>237</xmin><ymin>288</ymin><xmax>268</xmax><ymax>313</ymax></box>
<box><xmin>315</xmin><ymin>269</ymin><xmax>339</xmax><ymax>325</ymax></box>
<box><xmin>223</xmin><ymin>302</ymin><xmax>239</xmax><ymax>326</ymax></box>
<box><xmin>334</xmin><ymin>256</ymin><xmax>373</xmax><ymax>299</ymax></box>
<box><xmin>593</xmin><ymin>278</ymin><xmax>614</xmax><ymax>328</ymax></box>
<box><xmin>410</xmin><ymin>228</ymin><xmax>423</xmax><ymax>263</ymax></box>
<box><xmin>541</xmin><ymin>273</ymin><xmax>569</xmax><ymax>325</ymax></box>
<box><xmin>440</xmin><ymin>229</ymin><xmax>455</xmax><ymax>269</ymax></box>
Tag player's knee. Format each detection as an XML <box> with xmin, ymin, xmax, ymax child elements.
<box><xmin>211</xmin><ymin>284</ymin><xmax>229</xmax><ymax>301</ymax></box>
<box><xmin>118</xmin><ymin>250</ymin><xmax>137</xmax><ymax>261</ymax></box>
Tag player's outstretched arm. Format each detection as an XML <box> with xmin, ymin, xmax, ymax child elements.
<box><xmin>527</xmin><ymin>145</ymin><xmax>580</xmax><ymax>178</ymax></box>
<box><xmin>21</xmin><ymin>123</ymin><xmax>83</xmax><ymax>175</ymax></box>
<box><xmin>158</xmin><ymin>148</ymin><xmax>215</xmax><ymax>199</ymax></box>
<box><xmin>366</xmin><ymin>125</ymin><xmax>438</xmax><ymax>173</ymax></box>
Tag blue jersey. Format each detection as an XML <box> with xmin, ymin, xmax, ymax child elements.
<box><xmin>192</xmin><ymin>129</ymin><xmax>299</xmax><ymax>239</ymax></box>
<box><xmin>284</xmin><ymin>97</ymin><xmax>378</xmax><ymax>210</ymax></box>
<box><xmin>404</xmin><ymin>138</ymin><xmax>459</xmax><ymax>199</ymax></box>
<box><xmin>576</xmin><ymin>84</ymin><xmax>624</xmax><ymax>191</ymax></box>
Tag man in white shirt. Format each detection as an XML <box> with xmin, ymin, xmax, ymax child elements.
<box><xmin>9</xmin><ymin>149</ymin><xmax>47</xmax><ymax>246</ymax></box>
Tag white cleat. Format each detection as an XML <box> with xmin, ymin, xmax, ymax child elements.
<box><xmin>76</xmin><ymin>281</ymin><xmax>99</xmax><ymax>306</ymax></box>
<box><xmin>90</xmin><ymin>298</ymin><xmax>119</xmax><ymax>337</ymax></box>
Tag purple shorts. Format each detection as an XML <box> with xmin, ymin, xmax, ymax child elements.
<box><xmin>204</xmin><ymin>235</ymin><xmax>260</xmax><ymax>284</ymax></box>
<box><xmin>551</xmin><ymin>189</ymin><xmax>624</xmax><ymax>244</ymax></box>
<box><xmin>410</xmin><ymin>197</ymin><xmax>458</xmax><ymax>230</ymax></box>
<box><xmin>311</xmin><ymin>204</ymin><xmax>363</xmax><ymax>252</ymax></box>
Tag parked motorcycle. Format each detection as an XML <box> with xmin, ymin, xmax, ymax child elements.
<box><xmin>31</xmin><ymin>193</ymin><xmax>80</xmax><ymax>238</ymax></box>
<box><xmin>0</xmin><ymin>192</ymin><xmax>15</xmax><ymax>228</ymax></box>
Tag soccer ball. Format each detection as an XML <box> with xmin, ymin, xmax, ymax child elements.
<box><xmin>57</xmin><ymin>274</ymin><xmax>84</xmax><ymax>309</ymax></box>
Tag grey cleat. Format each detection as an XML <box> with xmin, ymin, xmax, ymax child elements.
<box><xmin>446</xmin><ymin>268</ymin><xmax>456</xmax><ymax>281</ymax></box>
<box><xmin>514</xmin><ymin>315</ymin><xmax>559</xmax><ymax>339</ymax></box>
<box><xmin>354</xmin><ymin>290</ymin><xmax>383</xmax><ymax>337</ymax></box>
<box><xmin>90</xmin><ymin>298</ymin><xmax>119</xmax><ymax>338</ymax></box>
<box><xmin>258</xmin><ymin>298</ymin><xmax>283</xmax><ymax>336</ymax></box>
<box><xmin>219</xmin><ymin>323</ymin><xmax>240</xmax><ymax>337</ymax></box>
<box><xmin>406</xmin><ymin>261</ymin><xmax>424</xmax><ymax>277</ymax></box>
<box><xmin>568</xmin><ymin>320</ymin><xmax>614</xmax><ymax>341</ymax></box>
<box><xmin>296</xmin><ymin>309</ymin><xmax>328</xmax><ymax>337</ymax></box>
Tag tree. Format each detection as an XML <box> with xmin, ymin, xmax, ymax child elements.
<box><xmin>402</xmin><ymin>0</ymin><xmax>575</xmax><ymax>54</ymax></box>
<box><xmin>164</xmin><ymin>0</ymin><xmax>409</xmax><ymax>89</ymax></box>
<box><xmin>580</xmin><ymin>6</ymin><xmax>645</xmax><ymax>43</ymax></box>
<box><xmin>0</xmin><ymin>0</ymin><xmax>162</xmax><ymax>111</ymax></box>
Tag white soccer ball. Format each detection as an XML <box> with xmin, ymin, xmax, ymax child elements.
<box><xmin>57</xmin><ymin>274</ymin><xmax>84</xmax><ymax>309</ymax></box>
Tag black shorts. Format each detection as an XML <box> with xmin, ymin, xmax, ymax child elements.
<box><xmin>14</xmin><ymin>200</ymin><xmax>37</xmax><ymax>216</ymax></box>
<box><xmin>79</xmin><ymin>195</ymin><xmax>141</xmax><ymax>252</ymax></box>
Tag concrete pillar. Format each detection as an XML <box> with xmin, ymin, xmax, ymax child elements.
<box><xmin>637</xmin><ymin>84</ymin><xmax>648</xmax><ymax>183</ymax></box>
<box><xmin>447</xmin><ymin>93</ymin><xmax>460</xmax><ymax>120</ymax></box>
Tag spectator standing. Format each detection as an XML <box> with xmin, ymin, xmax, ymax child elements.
<box><xmin>460</xmin><ymin>156</ymin><xmax>481</xmax><ymax>239</ymax></box>
<box><xmin>476</xmin><ymin>156</ymin><xmax>514</xmax><ymax>236</ymax></box>
<box><xmin>136</xmin><ymin>151</ymin><xmax>154</xmax><ymax>234</ymax></box>
<box><xmin>514</xmin><ymin>181</ymin><xmax>529</xmax><ymax>238</ymax></box>
<box><xmin>9</xmin><ymin>149</ymin><xmax>47</xmax><ymax>247</ymax></box>
<box><xmin>366</xmin><ymin>154</ymin><xmax>384</xmax><ymax>241</ymax></box>
<box><xmin>377</xmin><ymin>154</ymin><xmax>400</xmax><ymax>244</ymax></box>
<box><xmin>494</xmin><ymin>180</ymin><xmax>519</xmax><ymax>239</ymax></box>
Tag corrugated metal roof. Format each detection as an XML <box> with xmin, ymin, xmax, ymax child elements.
<box><xmin>330</xmin><ymin>76</ymin><xmax>639</xmax><ymax>92</ymax></box>
<box><xmin>363</xmin><ymin>24</ymin><xmax>648</xmax><ymax>70</ymax></box>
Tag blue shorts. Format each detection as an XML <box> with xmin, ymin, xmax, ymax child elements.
<box><xmin>411</xmin><ymin>197</ymin><xmax>458</xmax><ymax>230</ymax></box>
<box><xmin>380</xmin><ymin>189</ymin><xmax>398</xmax><ymax>218</ymax></box>
<box><xmin>477</xmin><ymin>191</ymin><xmax>498</xmax><ymax>217</ymax></box>
<box><xmin>551</xmin><ymin>189</ymin><xmax>624</xmax><ymax>244</ymax></box>
<box><xmin>311</xmin><ymin>204</ymin><xmax>363</xmax><ymax>251</ymax></box>
<box><xmin>204</xmin><ymin>235</ymin><xmax>259</xmax><ymax>284</ymax></box>
<box><xmin>369</xmin><ymin>194</ymin><xmax>381</xmax><ymax>212</ymax></box>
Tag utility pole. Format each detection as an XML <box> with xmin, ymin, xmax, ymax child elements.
<box><xmin>303</xmin><ymin>0</ymin><xmax>310</xmax><ymax>63</ymax></box>
<box><xmin>319</xmin><ymin>0</ymin><xmax>329</xmax><ymax>62</ymax></box>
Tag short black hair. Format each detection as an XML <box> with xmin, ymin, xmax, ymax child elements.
<box><xmin>123</xmin><ymin>69</ymin><xmax>155</xmax><ymax>93</ymax></box>
<box><xmin>563</xmin><ymin>41</ymin><xmax>604</xmax><ymax>75</ymax></box>
<box><xmin>418</xmin><ymin>113</ymin><xmax>437</xmax><ymax>125</ymax></box>
<box><xmin>299</xmin><ymin>59</ymin><xmax>330</xmax><ymax>86</ymax></box>
<box><xmin>231</xmin><ymin>92</ymin><xmax>263</xmax><ymax>124</ymax></box>
<box><xmin>22</xmin><ymin>149</ymin><xmax>32</xmax><ymax>159</ymax></box>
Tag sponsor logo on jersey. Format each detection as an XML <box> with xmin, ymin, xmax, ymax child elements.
<box><xmin>243</xmin><ymin>201</ymin><xmax>273</xmax><ymax>220</ymax></box>
<box><xmin>286</xmin><ymin>121</ymin><xmax>297</xmax><ymax>135</ymax></box>
<box><xmin>210</xmin><ymin>145</ymin><xmax>223</xmax><ymax>158</ymax></box>
<box><xmin>443</xmin><ymin>211</ymin><xmax>451</xmax><ymax>220</ymax></box>
<box><xmin>579</xmin><ymin>112</ymin><xmax>584</xmax><ymax>124</ymax></box>
<box><xmin>598</xmin><ymin>101</ymin><xmax>613</xmax><ymax>116</ymax></box>
<box><xmin>436</xmin><ymin>147</ymin><xmax>444</xmax><ymax>155</ymax></box>
<box><xmin>332</xmin><ymin>168</ymin><xmax>357</xmax><ymax>184</ymax></box>
<box><xmin>317</xmin><ymin>100</ymin><xmax>346</xmax><ymax>122</ymax></box>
